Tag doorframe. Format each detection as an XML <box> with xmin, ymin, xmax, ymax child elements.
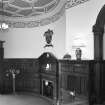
<box><xmin>42</xmin><ymin>79</ymin><xmax>54</xmax><ymax>98</ymax></box>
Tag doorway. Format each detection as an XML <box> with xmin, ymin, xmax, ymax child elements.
<box><xmin>42</xmin><ymin>79</ymin><xmax>53</xmax><ymax>99</ymax></box>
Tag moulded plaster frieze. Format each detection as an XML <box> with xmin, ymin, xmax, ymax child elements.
<box><xmin>26</xmin><ymin>21</ymin><xmax>40</xmax><ymax>28</ymax></box>
<box><xmin>7</xmin><ymin>4</ymin><xmax>65</xmax><ymax>28</ymax></box>
<box><xmin>0</xmin><ymin>0</ymin><xmax>60</xmax><ymax>17</ymax></box>
<box><xmin>0</xmin><ymin>0</ymin><xmax>90</xmax><ymax>28</ymax></box>
<box><xmin>65</xmin><ymin>0</ymin><xmax>90</xmax><ymax>9</ymax></box>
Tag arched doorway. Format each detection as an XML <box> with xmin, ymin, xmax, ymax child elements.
<box><xmin>91</xmin><ymin>4</ymin><xmax>105</xmax><ymax>105</ymax></box>
<box><xmin>38</xmin><ymin>52</ymin><xmax>59</xmax><ymax>102</ymax></box>
<box><xmin>93</xmin><ymin>4</ymin><xmax>105</xmax><ymax>60</ymax></box>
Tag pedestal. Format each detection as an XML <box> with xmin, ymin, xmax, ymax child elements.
<box><xmin>43</xmin><ymin>47</ymin><xmax>57</xmax><ymax>58</ymax></box>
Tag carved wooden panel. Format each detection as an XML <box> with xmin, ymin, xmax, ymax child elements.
<box><xmin>59</xmin><ymin>60</ymin><xmax>91</xmax><ymax>98</ymax></box>
<box><xmin>0</xmin><ymin>48</ymin><xmax>4</xmax><ymax>60</ymax></box>
<box><xmin>2</xmin><ymin>59</ymin><xmax>40</xmax><ymax>94</ymax></box>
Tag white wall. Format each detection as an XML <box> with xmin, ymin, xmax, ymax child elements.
<box><xmin>66</xmin><ymin>0</ymin><xmax>105</xmax><ymax>60</ymax></box>
<box><xmin>0</xmin><ymin>13</ymin><xmax>66</xmax><ymax>59</ymax></box>
<box><xmin>1</xmin><ymin>0</ymin><xmax>105</xmax><ymax>59</ymax></box>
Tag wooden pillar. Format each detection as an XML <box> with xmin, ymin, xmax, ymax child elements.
<box><xmin>0</xmin><ymin>41</ymin><xmax>5</xmax><ymax>94</ymax></box>
<box><xmin>0</xmin><ymin>41</ymin><xmax>5</xmax><ymax>60</ymax></box>
<box><xmin>93</xmin><ymin>25</ymin><xmax>104</xmax><ymax>60</ymax></box>
<box><xmin>92</xmin><ymin>25</ymin><xmax>104</xmax><ymax>104</ymax></box>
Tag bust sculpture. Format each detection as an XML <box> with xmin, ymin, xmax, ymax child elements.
<box><xmin>43</xmin><ymin>29</ymin><xmax>53</xmax><ymax>48</ymax></box>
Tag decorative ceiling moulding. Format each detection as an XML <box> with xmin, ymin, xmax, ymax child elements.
<box><xmin>0</xmin><ymin>0</ymin><xmax>60</xmax><ymax>17</ymax></box>
<box><xmin>0</xmin><ymin>0</ymin><xmax>65</xmax><ymax>28</ymax></box>
<box><xmin>7</xmin><ymin>5</ymin><xmax>65</xmax><ymax>28</ymax></box>
<box><xmin>0</xmin><ymin>0</ymin><xmax>91</xmax><ymax>28</ymax></box>
<box><xmin>65</xmin><ymin>0</ymin><xmax>90</xmax><ymax>9</ymax></box>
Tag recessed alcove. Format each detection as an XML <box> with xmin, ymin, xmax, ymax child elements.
<box><xmin>42</xmin><ymin>79</ymin><xmax>54</xmax><ymax>99</ymax></box>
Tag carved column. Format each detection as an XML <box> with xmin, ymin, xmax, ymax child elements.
<box><xmin>93</xmin><ymin>25</ymin><xmax>104</xmax><ymax>60</ymax></box>
<box><xmin>0</xmin><ymin>41</ymin><xmax>5</xmax><ymax>60</ymax></box>
<box><xmin>92</xmin><ymin>25</ymin><xmax>104</xmax><ymax>104</ymax></box>
<box><xmin>0</xmin><ymin>41</ymin><xmax>5</xmax><ymax>94</ymax></box>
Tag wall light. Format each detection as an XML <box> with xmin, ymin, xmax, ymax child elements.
<box><xmin>0</xmin><ymin>22</ymin><xmax>9</xmax><ymax>30</ymax></box>
<box><xmin>45</xmin><ymin>63</ymin><xmax>50</xmax><ymax>70</ymax></box>
<box><xmin>45</xmin><ymin>80</ymin><xmax>48</xmax><ymax>86</ymax></box>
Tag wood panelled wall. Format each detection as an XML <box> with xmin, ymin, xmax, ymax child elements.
<box><xmin>58</xmin><ymin>60</ymin><xmax>94</xmax><ymax>102</ymax></box>
<box><xmin>89</xmin><ymin>61</ymin><xmax>105</xmax><ymax>104</ymax></box>
<box><xmin>39</xmin><ymin>52</ymin><xmax>58</xmax><ymax>100</ymax></box>
<box><xmin>1</xmin><ymin>57</ymin><xmax>105</xmax><ymax>105</ymax></box>
<box><xmin>0</xmin><ymin>59</ymin><xmax>94</xmax><ymax>97</ymax></box>
<box><xmin>2</xmin><ymin>59</ymin><xmax>40</xmax><ymax>94</ymax></box>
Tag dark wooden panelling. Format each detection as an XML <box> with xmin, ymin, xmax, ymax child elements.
<box><xmin>89</xmin><ymin>61</ymin><xmax>105</xmax><ymax>104</ymax></box>
<box><xmin>39</xmin><ymin>52</ymin><xmax>58</xmax><ymax>100</ymax></box>
<box><xmin>58</xmin><ymin>60</ymin><xmax>93</xmax><ymax>101</ymax></box>
<box><xmin>0</xmin><ymin>48</ymin><xmax>4</xmax><ymax>60</ymax></box>
<box><xmin>2</xmin><ymin>59</ymin><xmax>40</xmax><ymax>94</ymax></box>
<box><xmin>0</xmin><ymin>56</ymin><xmax>97</xmax><ymax>105</ymax></box>
<box><xmin>0</xmin><ymin>42</ymin><xmax>4</xmax><ymax>93</ymax></box>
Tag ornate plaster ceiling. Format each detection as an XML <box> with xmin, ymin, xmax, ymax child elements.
<box><xmin>65</xmin><ymin>0</ymin><xmax>90</xmax><ymax>9</ymax></box>
<box><xmin>0</xmin><ymin>0</ymin><xmax>90</xmax><ymax>28</ymax></box>
<box><xmin>0</xmin><ymin>0</ymin><xmax>60</xmax><ymax>17</ymax></box>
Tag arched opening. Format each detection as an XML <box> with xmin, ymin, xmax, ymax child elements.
<box><xmin>90</xmin><ymin>4</ymin><xmax>105</xmax><ymax>105</ymax></box>
<box><xmin>93</xmin><ymin>4</ymin><xmax>105</xmax><ymax>60</ymax></box>
<box><xmin>38</xmin><ymin>52</ymin><xmax>59</xmax><ymax>103</ymax></box>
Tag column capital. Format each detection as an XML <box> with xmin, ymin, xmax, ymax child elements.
<box><xmin>93</xmin><ymin>25</ymin><xmax>104</xmax><ymax>60</ymax></box>
<box><xmin>93</xmin><ymin>25</ymin><xmax>104</xmax><ymax>35</ymax></box>
<box><xmin>0</xmin><ymin>41</ymin><xmax>5</xmax><ymax>48</ymax></box>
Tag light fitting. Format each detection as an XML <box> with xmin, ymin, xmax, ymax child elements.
<box><xmin>0</xmin><ymin>22</ymin><xmax>9</xmax><ymax>30</ymax></box>
<box><xmin>0</xmin><ymin>0</ymin><xmax>9</xmax><ymax>31</ymax></box>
